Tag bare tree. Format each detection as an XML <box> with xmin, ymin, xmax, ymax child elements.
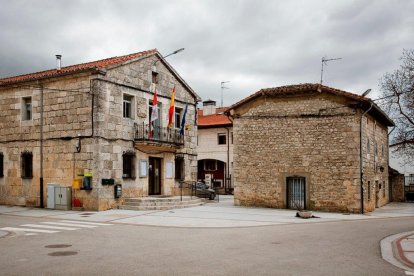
<box><xmin>380</xmin><ymin>49</ymin><xmax>414</xmax><ymax>162</ymax></box>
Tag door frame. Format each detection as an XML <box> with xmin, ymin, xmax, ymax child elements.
<box><xmin>148</xmin><ymin>157</ymin><xmax>162</xmax><ymax>195</ymax></box>
<box><xmin>286</xmin><ymin>176</ymin><xmax>307</xmax><ymax>210</ymax></box>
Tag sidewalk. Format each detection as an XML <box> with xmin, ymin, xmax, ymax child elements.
<box><xmin>0</xmin><ymin>197</ymin><xmax>412</xmax><ymax>228</ymax></box>
<box><xmin>381</xmin><ymin>231</ymin><xmax>414</xmax><ymax>274</ymax></box>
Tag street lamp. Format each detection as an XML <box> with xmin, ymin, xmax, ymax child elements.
<box><xmin>152</xmin><ymin>48</ymin><xmax>185</xmax><ymax>70</ymax></box>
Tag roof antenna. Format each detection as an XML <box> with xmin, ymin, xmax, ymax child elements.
<box><xmin>320</xmin><ymin>56</ymin><xmax>342</xmax><ymax>84</ymax></box>
<box><xmin>220</xmin><ymin>81</ymin><xmax>230</xmax><ymax>107</ymax></box>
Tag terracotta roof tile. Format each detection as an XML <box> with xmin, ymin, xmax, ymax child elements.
<box><xmin>198</xmin><ymin>107</ymin><xmax>232</xmax><ymax>127</ymax></box>
<box><xmin>0</xmin><ymin>49</ymin><xmax>157</xmax><ymax>85</ymax></box>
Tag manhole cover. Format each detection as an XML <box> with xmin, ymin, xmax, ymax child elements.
<box><xmin>48</xmin><ymin>251</ymin><xmax>78</xmax><ymax>256</ymax></box>
<box><xmin>80</xmin><ymin>215</ymin><xmax>90</xmax><ymax>217</ymax></box>
<box><xmin>80</xmin><ymin>213</ymin><xmax>95</xmax><ymax>216</ymax></box>
<box><xmin>45</xmin><ymin>244</ymin><xmax>72</xmax><ymax>249</ymax></box>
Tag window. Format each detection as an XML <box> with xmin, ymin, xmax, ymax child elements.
<box><xmin>374</xmin><ymin>142</ymin><xmax>378</xmax><ymax>156</ymax></box>
<box><xmin>0</xmin><ymin>153</ymin><xmax>3</xmax><ymax>177</ymax></box>
<box><xmin>175</xmin><ymin>156</ymin><xmax>184</xmax><ymax>180</ymax></box>
<box><xmin>218</xmin><ymin>133</ymin><xmax>226</xmax><ymax>145</ymax></box>
<box><xmin>122</xmin><ymin>152</ymin><xmax>135</xmax><ymax>178</ymax></box>
<box><xmin>382</xmin><ymin>144</ymin><xmax>384</xmax><ymax>157</ymax></box>
<box><xmin>231</xmin><ymin>132</ymin><xmax>233</xmax><ymax>144</ymax></box>
<box><xmin>175</xmin><ymin>107</ymin><xmax>182</xmax><ymax>129</ymax></box>
<box><xmin>152</xmin><ymin>71</ymin><xmax>158</xmax><ymax>84</ymax></box>
<box><xmin>204</xmin><ymin>159</ymin><xmax>217</xmax><ymax>171</ymax></box>
<box><xmin>22</xmin><ymin>97</ymin><xmax>32</xmax><ymax>121</ymax></box>
<box><xmin>383</xmin><ymin>181</ymin><xmax>386</xmax><ymax>197</ymax></box>
<box><xmin>367</xmin><ymin>139</ymin><xmax>370</xmax><ymax>154</ymax></box>
<box><xmin>21</xmin><ymin>151</ymin><xmax>33</xmax><ymax>179</ymax></box>
<box><xmin>367</xmin><ymin>181</ymin><xmax>371</xmax><ymax>201</ymax></box>
<box><xmin>123</xmin><ymin>94</ymin><xmax>134</xmax><ymax>119</ymax></box>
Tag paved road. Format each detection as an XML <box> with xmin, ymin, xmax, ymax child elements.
<box><xmin>0</xmin><ymin>213</ymin><xmax>413</xmax><ymax>275</ymax></box>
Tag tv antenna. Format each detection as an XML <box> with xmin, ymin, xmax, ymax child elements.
<box><xmin>221</xmin><ymin>81</ymin><xmax>230</xmax><ymax>107</ymax></box>
<box><xmin>320</xmin><ymin>56</ymin><xmax>342</xmax><ymax>84</ymax></box>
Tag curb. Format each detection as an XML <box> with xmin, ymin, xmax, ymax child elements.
<box><xmin>381</xmin><ymin>231</ymin><xmax>414</xmax><ymax>273</ymax></box>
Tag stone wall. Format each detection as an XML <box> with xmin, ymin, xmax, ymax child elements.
<box><xmin>0</xmin><ymin>73</ymin><xmax>96</xmax><ymax>207</ymax></box>
<box><xmin>232</xmin><ymin>93</ymin><xmax>390</xmax><ymax>213</ymax></box>
<box><xmin>360</xmin><ymin>113</ymin><xmax>390</xmax><ymax>211</ymax></box>
<box><xmin>0</xmin><ymin>53</ymin><xmax>198</xmax><ymax>210</ymax></box>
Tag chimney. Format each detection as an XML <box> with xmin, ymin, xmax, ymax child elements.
<box><xmin>202</xmin><ymin>99</ymin><xmax>217</xmax><ymax>116</ymax></box>
<box><xmin>55</xmin><ymin>55</ymin><xmax>62</xmax><ymax>70</ymax></box>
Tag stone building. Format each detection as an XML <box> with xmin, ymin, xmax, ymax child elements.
<box><xmin>225</xmin><ymin>84</ymin><xmax>394</xmax><ymax>213</ymax></box>
<box><xmin>0</xmin><ymin>49</ymin><xmax>200</xmax><ymax>211</ymax></box>
<box><xmin>197</xmin><ymin>100</ymin><xmax>233</xmax><ymax>194</ymax></box>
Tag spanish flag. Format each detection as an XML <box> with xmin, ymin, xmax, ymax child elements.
<box><xmin>168</xmin><ymin>86</ymin><xmax>175</xmax><ymax>128</ymax></box>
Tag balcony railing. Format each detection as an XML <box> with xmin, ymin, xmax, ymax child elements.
<box><xmin>134</xmin><ymin>123</ymin><xmax>184</xmax><ymax>146</ymax></box>
<box><xmin>406</xmin><ymin>176</ymin><xmax>414</xmax><ymax>186</ymax></box>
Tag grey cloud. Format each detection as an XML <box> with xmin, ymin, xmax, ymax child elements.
<box><xmin>0</xmin><ymin>0</ymin><xmax>413</xmax><ymax>107</ymax></box>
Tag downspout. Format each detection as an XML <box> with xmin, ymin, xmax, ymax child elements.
<box><xmin>225</xmin><ymin>127</ymin><xmax>230</xmax><ymax>193</ymax></box>
<box><xmin>39</xmin><ymin>82</ymin><xmax>44</xmax><ymax>208</ymax></box>
<box><xmin>360</xmin><ymin>101</ymin><xmax>373</xmax><ymax>214</ymax></box>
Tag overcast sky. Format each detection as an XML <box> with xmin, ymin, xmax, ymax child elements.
<box><xmin>1</xmin><ymin>0</ymin><xmax>413</xmax><ymax>106</ymax></box>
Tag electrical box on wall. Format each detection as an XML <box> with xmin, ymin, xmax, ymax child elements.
<box><xmin>114</xmin><ymin>184</ymin><xmax>122</xmax><ymax>198</ymax></box>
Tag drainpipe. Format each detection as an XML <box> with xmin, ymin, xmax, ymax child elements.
<box><xmin>225</xmin><ymin>127</ymin><xmax>230</xmax><ymax>194</ymax></box>
<box><xmin>39</xmin><ymin>82</ymin><xmax>44</xmax><ymax>208</ymax></box>
<box><xmin>360</xmin><ymin>101</ymin><xmax>373</xmax><ymax>214</ymax></box>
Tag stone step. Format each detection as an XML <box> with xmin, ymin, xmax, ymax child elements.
<box><xmin>124</xmin><ymin>197</ymin><xmax>198</xmax><ymax>203</ymax></box>
<box><xmin>118</xmin><ymin>202</ymin><xmax>204</xmax><ymax>211</ymax></box>
<box><xmin>123</xmin><ymin>199</ymin><xmax>203</xmax><ymax>207</ymax></box>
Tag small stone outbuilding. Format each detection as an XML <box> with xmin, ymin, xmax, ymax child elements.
<box><xmin>225</xmin><ymin>84</ymin><xmax>394</xmax><ymax>213</ymax></box>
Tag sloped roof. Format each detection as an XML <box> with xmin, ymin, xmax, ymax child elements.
<box><xmin>198</xmin><ymin>107</ymin><xmax>233</xmax><ymax>128</ymax></box>
<box><xmin>225</xmin><ymin>83</ymin><xmax>394</xmax><ymax>127</ymax></box>
<box><xmin>0</xmin><ymin>49</ymin><xmax>157</xmax><ymax>85</ymax></box>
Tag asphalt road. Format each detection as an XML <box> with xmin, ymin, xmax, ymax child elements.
<box><xmin>0</xmin><ymin>214</ymin><xmax>413</xmax><ymax>276</ymax></box>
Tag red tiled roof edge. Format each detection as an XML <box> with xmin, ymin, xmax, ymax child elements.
<box><xmin>0</xmin><ymin>49</ymin><xmax>158</xmax><ymax>85</ymax></box>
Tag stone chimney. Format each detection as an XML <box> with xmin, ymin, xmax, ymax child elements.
<box><xmin>202</xmin><ymin>100</ymin><xmax>216</xmax><ymax>116</ymax></box>
<box><xmin>55</xmin><ymin>55</ymin><xmax>62</xmax><ymax>70</ymax></box>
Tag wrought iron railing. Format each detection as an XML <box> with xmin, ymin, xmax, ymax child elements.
<box><xmin>134</xmin><ymin>123</ymin><xmax>184</xmax><ymax>145</ymax></box>
<box><xmin>406</xmin><ymin>176</ymin><xmax>414</xmax><ymax>186</ymax></box>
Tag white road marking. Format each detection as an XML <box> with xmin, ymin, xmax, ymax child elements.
<box><xmin>41</xmin><ymin>222</ymin><xmax>96</xmax><ymax>228</ymax></box>
<box><xmin>405</xmin><ymin>271</ymin><xmax>414</xmax><ymax>275</ymax></box>
<box><xmin>0</xmin><ymin>227</ymin><xmax>59</xmax><ymax>233</ymax></box>
<box><xmin>22</xmin><ymin>224</ymin><xmax>79</xmax><ymax>231</ymax></box>
<box><xmin>25</xmin><ymin>233</ymin><xmax>38</xmax><ymax>236</ymax></box>
<box><xmin>59</xmin><ymin>220</ymin><xmax>113</xmax><ymax>226</ymax></box>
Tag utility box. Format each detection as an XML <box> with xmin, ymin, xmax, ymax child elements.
<box><xmin>47</xmin><ymin>183</ymin><xmax>57</xmax><ymax>209</ymax></box>
<box><xmin>54</xmin><ymin>187</ymin><xmax>72</xmax><ymax>210</ymax></box>
<box><xmin>114</xmin><ymin>184</ymin><xmax>122</xmax><ymax>199</ymax></box>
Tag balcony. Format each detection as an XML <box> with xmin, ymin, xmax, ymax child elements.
<box><xmin>134</xmin><ymin>123</ymin><xmax>184</xmax><ymax>153</ymax></box>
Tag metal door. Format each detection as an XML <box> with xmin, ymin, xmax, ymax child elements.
<box><xmin>287</xmin><ymin>177</ymin><xmax>306</xmax><ymax>210</ymax></box>
<box><xmin>149</xmin><ymin>157</ymin><xmax>162</xmax><ymax>195</ymax></box>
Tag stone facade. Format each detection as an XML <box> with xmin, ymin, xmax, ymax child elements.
<box><xmin>0</xmin><ymin>51</ymin><xmax>199</xmax><ymax>210</ymax></box>
<box><xmin>227</xmin><ymin>84</ymin><xmax>394</xmax><ymax>213</ymax></box>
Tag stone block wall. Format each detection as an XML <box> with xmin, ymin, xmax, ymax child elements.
<box><xmin>232</xmin><ymin>93</ymin><xmax>389</xmax><ymax>213</ymax></box>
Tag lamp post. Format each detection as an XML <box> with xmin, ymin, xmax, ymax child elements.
<box><xmin>152</xmin><ymin>48</ymin><xmax>185</xmax><ymax>70</ymax></box>
<box><xmin>360</xmin><ymin>89</ymin><xmax>372</xmax><ymax>214</ymax></box>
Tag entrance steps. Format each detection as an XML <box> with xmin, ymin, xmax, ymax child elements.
<box><xmin>118</xmin><ymin>196</ymin><xmax>205</xmax><ymax>211</ymax></box>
